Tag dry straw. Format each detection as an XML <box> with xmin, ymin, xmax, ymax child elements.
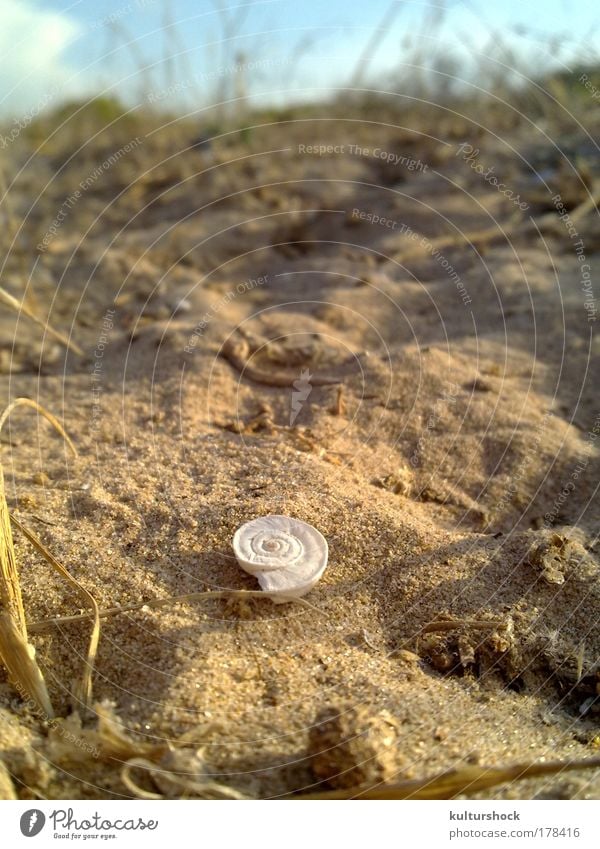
<box><xmin>299</xmin><ymin>756</ymin><xmax>600</xmax><ymax>799</ymax></box>
<box><xmin>0</xmin><ymin>397</ymin><xmax>99</xmax><ymax>719</ymax></box>
<box><xmin>0</xmin><ymin>287</ymin><xmax>83</xmax><ymax>356</ymax></box>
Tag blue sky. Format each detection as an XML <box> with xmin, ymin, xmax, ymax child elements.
<box><xmin>1</xmin><ymin>0</ymin><xmax>599</xmax><ymax>117</ymax></box>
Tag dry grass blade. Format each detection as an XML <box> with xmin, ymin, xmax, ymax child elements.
<box><xmin>569</xmin><ymin>182</ymin><xmax>600</xmax><ymax>224</ymax></box>
<box><xmin>93</xmin><ymin>701</ymin><xmax>167</xmax><ymax>761</ymax></box>
<box><xmin>420</xmin><ymin>619</ymin><xmax>509</xmax><ymax>634</ymax></box>
<box><xmin>0</xmin><ymin>462</ymin><xmax>26</xmax><ymax>636</ymax></box>
<box><xmin>0</xmin><ymin>397</ymin><xmax>77</xmax><ymax>718</ymax></box>
<box><xmin>0</xmin><ymin>611</ymin><xmax>53</xmax><ymax>719</ymax></box>
<box><xmin>121</xmin><ymin>758</ymin><xmax>248</xmax><ymax>800</ymax></box>
<box><xmin>11</xmin><ymin>516</ymin><xmax>100</xmax><ymax>712</ymax></box>
<box><xmin>120</xmin><ymin>760</ymin><xmax>164</xmax><ymax>800</ymax></box>
<box><xmin>0</xmin><ymin>286</ymin><xmax>83</xmax><ymax>356</ymax></box>
<box><xmin>29</xmin><ymin>589</ymin><xmax>323</xmax><ymax>632</ymax></box>
<box><xmin>0</xmin><ymin>397</ymin><xmax>77</xmax><ymax>454</ymax></box>
<box><xmin>299</xmin><ymin>756</ymin><xmax>600</xmax><ymax>799</ymax></box>
<box><xmin>0</xmin><ymin>757</ymin><xmax>17</xmax><ymax>800</ymax></box>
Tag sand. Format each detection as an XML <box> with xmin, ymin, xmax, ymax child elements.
<box><xmin>0</xmin><ymin>111</ymin><xmax>599</xmax><ymax>799</ymax></box>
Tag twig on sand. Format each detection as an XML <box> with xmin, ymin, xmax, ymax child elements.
<box><xmin>29</xmin><ymin>588</ymin><xmax>324</xmax><ymax>632</ymax></box>
<box><xmin>420</xmin><ymin>618</ymin><xmax>509</xmax><ymax>634</ymax></box>
<box><xmin>221</xmin><ymin>334</ymin><xmax>341</xmax><ymax>387</ymax></box>
<box><xmin>393</xmin><ymin>182</ymin><xmax>600</xmax><ymax>264</ymax></box>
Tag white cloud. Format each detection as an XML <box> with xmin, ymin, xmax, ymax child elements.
<box><xmin>0</xmin><ymin>0</ymin><xmax>87</xmax><ymax>117</ymax></box>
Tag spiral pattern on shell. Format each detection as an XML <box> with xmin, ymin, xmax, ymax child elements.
<box><xmin>232</xmin><ymin>515</ymin><xmax>328</xmax><ymax>602</ymax></box>
<box><xmin>244</xmin><ymin>528</ymin><xmax>303</xmax><ymax>571</ymax></box>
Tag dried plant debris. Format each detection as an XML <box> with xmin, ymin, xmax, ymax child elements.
<box><xmin>416</xmin><ymin>616</ymin><xmax>516</xmax><ymax>681</ymax></box>
<box><xmin>46</xmin><ymin>702</ymin><xmax>168</xmax><ymax>766</ymax></box>
<box><xmin>34</xmin><ymin>702</ymin><xmax>245</xmax><ymax>799</ymax></box>
<box><xmin>7</xmin><ymin>700</ymin><xmax>600</xmax><ymax>800</ymax></box>
<box><xmin>222</xmin><ymin>402</ymin><xmax>277</xmax><ymax>434</ymax></box>
<box><xmin>372</xmin><ymin>467</ymin><xmax>413</xmax><ymax>496</ymax></box>
<box><xmin>535</xmin><ymin>637</ymin><xmax>600</xmax><ymax>718</ymax></box>
<box><xmin>414</xmin><ymin>604</ymin><xmax>600</xmax><ymax>720</ymax></box>
<box><xmin>122</xmin><ymin>752</ymin><xmax>248</xmax><ymax>800</ymax></box>
<box><xmin>526</xmin><ymin>533</ymin><xmax>590</xmax><ymax>585</ymax></box>
<box><xmin>308</xmin><ymin>706</ymin><xmax>402</xmax><ymax>789</ymax></box>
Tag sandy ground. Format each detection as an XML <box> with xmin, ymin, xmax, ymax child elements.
<box><xmin>0</xmin><ymin>113</ymin><xmax>599</xmax><ymax>798</ymax></box>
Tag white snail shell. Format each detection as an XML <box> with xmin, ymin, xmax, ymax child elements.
<box><xmin>232</xmin><ymin>515</ymin><xmax>328</xmax><ymax>603</ymax></box>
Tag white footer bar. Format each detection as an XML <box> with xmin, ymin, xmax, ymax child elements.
<box><xmin>1</xmin><ymin>799</ymin><xmax>598</xmax><ymax>848</ymax></box>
